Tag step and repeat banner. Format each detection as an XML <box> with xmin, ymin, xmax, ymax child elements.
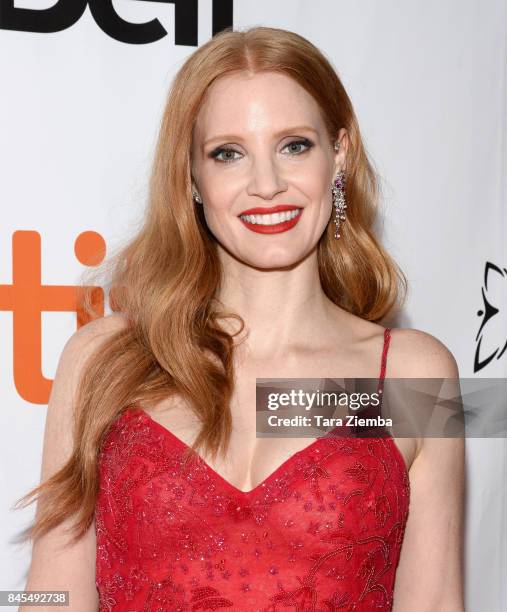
<box><xmin>1</xmin><ymin>1</ymin><xmax>506</xmax><ymax>610</ymax></box>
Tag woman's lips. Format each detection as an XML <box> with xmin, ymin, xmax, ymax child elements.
<box><xmin>239</xmin><ymin>208</ymin><xmax>303</xmax><ymax>234</ymax></box>
<box><xmin>239</xmin><ymin>204</ymin><xmax>302</xmax><ymax>215</ymax></box>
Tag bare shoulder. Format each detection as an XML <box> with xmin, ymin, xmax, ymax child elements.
<box><xmin>70</xmin><ymin>312</ymin><xmax>130</xmax><ymax>343</ymax></box>
<box><xmin>388</xmin><ymin>327</ymin><xmax>460</xmax><ymax>378</ymax></box>
<box><xmin>385</xmin><ymin>328</ymin><xmax>462</xmax><ymax>465</ymax></box>
<box><xmin>60</xmin><ymin>312</ymin><xmax>130</xmax><ymax>361</ymax></box>
<box><xmin>41</xmin><ymin>313</ymin><xmax>131</xmax><ymax>480</ymax></box>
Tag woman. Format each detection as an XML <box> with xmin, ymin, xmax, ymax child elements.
<box><xmin>16</xmin><ymin>26</ymin><xmax>464</xmax><ymax>611</ymax></box>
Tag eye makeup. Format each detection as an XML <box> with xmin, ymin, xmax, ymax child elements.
<box><xmin>208</xmin><ymin>138</ymin><xmax>314</xmax><ymax>164</ymax></box>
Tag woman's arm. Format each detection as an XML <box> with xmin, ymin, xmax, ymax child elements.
<box><xmin>390</xmin><ymin>329</ymin><xmax>465</xmax><ymax>612</ymax></box>
<box><xmin>19</xmin><ymin>314</ymin><xmax>128</xmax><ymax>612</ymax></box>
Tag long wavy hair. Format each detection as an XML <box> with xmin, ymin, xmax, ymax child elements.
<box><xmin>14</xmin><ymin>26</ymin><xmax>407</xmax><ymax>546</ymax></box>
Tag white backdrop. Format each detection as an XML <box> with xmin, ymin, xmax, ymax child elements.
<box><xmin>1</xmin><ymin>1</ymin><xmax>506</xmax><ymax>610</ymax></box>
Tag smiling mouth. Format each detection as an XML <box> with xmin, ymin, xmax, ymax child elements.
<box><xmin>238</xmin><ymin>209</ymin><xmax>302</xmax><ymax>225</ymax></box>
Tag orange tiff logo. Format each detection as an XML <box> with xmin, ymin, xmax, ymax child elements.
<box><xmin>0</xmin><ymin>230</ymin><xmax>107</xmax><ymax>404</ymax></box>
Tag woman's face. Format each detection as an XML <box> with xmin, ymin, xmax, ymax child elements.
<box><xmin>191</xmin><ymin>71</ymin><xmax>348</xmax><ymax>269</ymax></box>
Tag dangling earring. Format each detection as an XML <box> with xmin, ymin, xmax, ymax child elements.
<box><xmin>331</xmin><ymin>170</ymin><xmax>347</xmax><ymax>239</ymax></box>
<box><xmin>330</xmin><ymin>138</ymin><xmax>347</xmax><ymax>239</ymax></box>
<box><xmin>331</xmin><ymin>139</ymin><xmax>347</xmax><ymax>239</ymax></box>
<box><xmin>192</xmin><ymin>190</ymin><xmax>202</xmax><ymax>204</ymax></box>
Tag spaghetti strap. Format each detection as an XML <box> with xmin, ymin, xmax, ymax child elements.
<box><xmin>378</xmin><ymin>327</ymin><xmax>391</xmax><ymax>395</ymax></box>
<box><xmin>350</xmin><ymin>327</ymin><xmax>392</xmax><ymax>437</ymax></box>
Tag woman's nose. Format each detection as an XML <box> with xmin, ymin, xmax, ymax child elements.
<box><xmin>246</xmin><ymin>157</ymin><xmax>287</xmax><ymax>201</ymax></box>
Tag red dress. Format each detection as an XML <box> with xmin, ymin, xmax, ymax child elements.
<box><xmin>95</xmin><ymin>328</ymin><xmax>410</xmax><ymax>611</ymax></box>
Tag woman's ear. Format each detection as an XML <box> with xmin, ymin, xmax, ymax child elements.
<box><xmin>190</xmin><ymin>174</ymin><xmax>202</xmax><ymax>203</ymax></box>
<box><xmin>191</xmin><ymin>186</ymin><xmax>203</xmax><ymax>204</ymax></box>
<box><xmin>333</xmin><ymin>127</ymin><xmax>349</xmax><ymax>175</ymax></box>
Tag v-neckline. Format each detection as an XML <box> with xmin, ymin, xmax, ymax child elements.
<box><xmin>120</xmin><ymin>329</ymin><xmax>410</xmax><ymax>496</ymax></box>
<box><xmin>129</xmin><ymin>403</ymin><xmax>347</xmax><ymax>498</ymax></box>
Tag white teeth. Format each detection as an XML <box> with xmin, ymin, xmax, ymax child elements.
<box><xmin>240</xmin><ymin>209</ymin><xmax>301</xmax><ymax>225</ymax></box>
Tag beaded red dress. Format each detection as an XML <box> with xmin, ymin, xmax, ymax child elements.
<box><xmin>95</xmin><ymin>327</ymin><xmax>410</xmax><ymax>611</ymax></box>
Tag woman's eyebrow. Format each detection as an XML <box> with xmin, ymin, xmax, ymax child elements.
<box><xmin>203</xmin><ymin>125</ymin><xmax>318</xmax><ymax>148</ymax></box>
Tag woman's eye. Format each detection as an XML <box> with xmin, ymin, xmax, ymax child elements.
<box><xmin>210</xmin><ymin>138</ymin><xmax>313</xmax><ymax>164</ymax></box>
<box><xmin>211</xmin><ymin>148</ymin><xmax>241</xmax><ymax>163</ymax></box>
<box><xmin>283</xmin><ymin>139</ymin><xmax>313</xmax><ymax>155</ymax></box>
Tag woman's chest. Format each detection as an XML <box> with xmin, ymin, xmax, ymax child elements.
<box><xmin>138</xmin><ymin>350</ymin><xmax>414</xmax><ymax>493</ymax></box>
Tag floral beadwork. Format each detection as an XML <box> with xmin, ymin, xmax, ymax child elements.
<box><xmin>95</xmin><ymin>407</ymin><xmax>410</xmax><ymax>611</ymax></box>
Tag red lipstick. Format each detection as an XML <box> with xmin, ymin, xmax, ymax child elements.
<box><xmin>239</xmin><ymin>204</ymin><xmax>301</xmax><ymax>216</ymax></box>
<box><xmin>238</xmin><ymin>205</ymin><xmax>303</xmax><ymax>234</ymax></box>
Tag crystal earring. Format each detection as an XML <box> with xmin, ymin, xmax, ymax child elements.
<box><xmin>192</xmin><ymin>190</ymin><xmax>202</xmax><ymax>204</ymax></box>
<box><xmin>331</xmin><ymin>169</ymin><xmax>347</xmax><ymax>239</ymax></box>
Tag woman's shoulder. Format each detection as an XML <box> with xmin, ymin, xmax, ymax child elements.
<box><xmin>71</xmin><ymin>312</ymin><xmax>130</xmax><ymax>343</ymax></box>
<box><xmin>387</xmin><ymin>327</ymin><xmax>460</xmax><ymax>378</ymax></box>
<box><xmin>386</xmin><ymin>328</ymin><xmax>463</xmax><ymax>467</ymax></box>
<box><xmin>344</xmin><ymin>316</ymin><xmax>459</xmax><ymax>378</ymax></box>
<box><xmin>56</xmin><ymin>313</ymin><xmax>130</xmax><ymax>369</ymax></box>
